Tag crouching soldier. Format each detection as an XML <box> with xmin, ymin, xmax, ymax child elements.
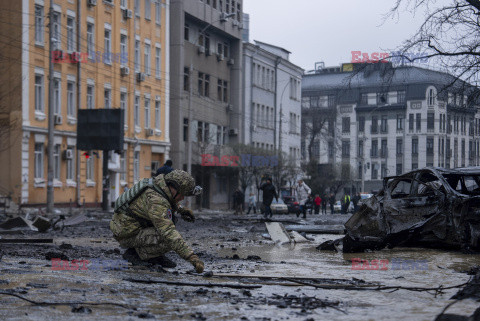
<box><xmin>110</xmin><ymin>170</ymin><xmax>204</xmax><ymax>273</ymax></box>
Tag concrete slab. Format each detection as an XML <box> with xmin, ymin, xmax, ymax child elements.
<box><xmin>265</xmin><ymin>222</ymin><xmax>292</xmax><ymax>244</ymax></box>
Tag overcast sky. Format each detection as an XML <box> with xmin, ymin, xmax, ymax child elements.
<box><xmin>243</xmin><ymin>0</ymin><xmax>431</xmax><ymax>71</ymax></box>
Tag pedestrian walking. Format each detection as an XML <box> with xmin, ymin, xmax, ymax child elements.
<box><xmin>321</xmin><ymin>194</ymin><xmax>328</xmax><ymax>214</ymax></box>
<box><xmin>259</xmin><ymin>177</ymin><xmax>278</xmax><ymax>218</ymax></box>
<box><xmin>329</xmin><ymin>193</ymin><xmax>335</xmax><ymax>214</ymax></box>
<box><xmin>314</xmin><ymin>194</ymin><xmax>321</xmax><ymax>214</ymax></box>
<box><xmin>247</xmin><ymin>192</ymin><xmax>257</xmax><ymax>214</ymax></box>
<box><xmin>342</xmin><ymin>193</ymin><xmax>351</xmax><ymax>214</ymax></box>
<box><xmin>294</xmin><ymin>179</ymin><xmax>311</xmax><ymax>219</ymax></box>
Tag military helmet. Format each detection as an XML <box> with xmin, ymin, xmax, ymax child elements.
<box><xmin>164</xmin><ymin>170</ymin><xmax>202</xmax><ymax>196</ymax></box>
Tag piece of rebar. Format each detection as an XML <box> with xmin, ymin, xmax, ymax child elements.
<box><xmin>0</xmin><ymin>238</ymin><xmax>53</xmax><ymax>243</ymax></box>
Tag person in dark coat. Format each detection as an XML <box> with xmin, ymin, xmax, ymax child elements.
<box><xmin>259</xmin><ymin>177</ymin><xmax>278</xmax><ymax>218</ymax></box>
<box><xmin>156</xmin><ymin>160</ymin><xmax>173</xmax><ymax>176</ymax></box>
<box><xmin>352</xmin><ymin>192</ymin><xmax>361</xmax><ymax>213</ymax></box>
<box><xmin>321</xmin><ymin>194</ymin><xmax>328</xmax><ymax>214</ymax></box>
<box><xmin>329</xmin><ymin>193</ymin><xmax>335</xmax><ymax>214</ymax></box>
<box><xmin>233</xmin><ymin>188</ymin><xmax>244</xmax><ymax>215</ymax></box>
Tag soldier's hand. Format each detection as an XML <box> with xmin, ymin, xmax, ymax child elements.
<box><xmin>179</xmin><ymin>207</ymin><xmax>195</xmax><ymax>223</ymax></box>
<box><xmin>188</xmin><ymin>254</ymin><xmax>204</xmax><ymax>273</ymax></box>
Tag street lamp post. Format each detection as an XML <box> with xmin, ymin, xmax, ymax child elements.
<box><xmin>186</xmin><ymin>12</ymin><xmax>236</xmax><ymax>175</ymax></box>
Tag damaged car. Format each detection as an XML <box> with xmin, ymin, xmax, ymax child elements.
<box><xmin>341</xmin><ymin>167</ymin><xmax>480</xmax><ymax>253</ymax></box>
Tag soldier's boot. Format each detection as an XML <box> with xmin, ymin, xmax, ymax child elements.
<box><xmin>122</xmin><ymin>248</ymin><xmax>150</xmax><ymax>267</ymax></box>
<box><xmin>147</xmin><ymin>255</ymin><xmax>177</xmax><ymax>268</ymax></box>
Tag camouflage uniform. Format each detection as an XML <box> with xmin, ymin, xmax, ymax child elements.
<box><xmin>110</xmin><ymin>171</ymin><xmax>194</xmax><ymax>261</ymax></box>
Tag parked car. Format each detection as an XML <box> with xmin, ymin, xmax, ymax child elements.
<box><xmin>283</xmin><ymin>196</ymin><xmax>300</xmax><ymax>214</ymax></box>
<box><xmin>270</xmin><ymin>198</ymin><xmax>289</xmax><ymax>214</ymax></box>
<box><xmin>343</xmin><ymin>167</ymin><xmax>480</xmax><ymax>253</ymax></box>
<box><xmin>333</xmin><ymin>200</ymin><xmax>354</xmax><ymax>213</ymax></box>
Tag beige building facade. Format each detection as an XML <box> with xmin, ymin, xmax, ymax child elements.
<box><xmin>0</xmin><ymin>0</ymin><xmax>170</xmax><ymax>208</ymax></box>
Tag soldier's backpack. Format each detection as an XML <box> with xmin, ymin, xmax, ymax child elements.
<box><xmin>114</xmin><ymin>178</ymin><xmax>168</xmax><ymax>213</ymax></box>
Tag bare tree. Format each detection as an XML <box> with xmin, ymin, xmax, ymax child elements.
<box><xmin>302</xmin><ymin>106</ymin><xmax>337</xmax><ymax>162</ymax></box>
<box><xmin>388</xmin><ymin>0</ymin><xmax>480</xmax><ymax>90</ymax></box>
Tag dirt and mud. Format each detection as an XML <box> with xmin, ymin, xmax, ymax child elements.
<box><xmin>0</xmin><ymin>209</ymin><xmax>480</xmax><ymax>320</ymax></box>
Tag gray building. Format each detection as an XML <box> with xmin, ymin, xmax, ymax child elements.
<box><xmin>302</xmin><ymin>63</ymin><xmax>480</xmax><ymax>193</ymax></box>
<box><xmin>169</xmin><ymin>0</ymin><xmax>243</xmax><ymax>209</ymax></box>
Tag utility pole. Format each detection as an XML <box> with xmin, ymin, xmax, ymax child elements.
<box><xmin>46</xmin><ymin>0</ymin><xmax>55</xmax><ymax>213</ymax></box>
<box><xmin>186</xmin><ymin>63</ymin><xmax>193</xmax><ymax>175</ymax></box>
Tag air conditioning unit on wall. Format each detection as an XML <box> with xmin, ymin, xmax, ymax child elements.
<box><xmin>145</xmin><ymin>128</ymin><xmax>154</xmax><ymax>136</ymax></box>
<box><xmin>63</xmin><ymin>149</ymin><xmax>74</xmax><ymax>160</ymax></box>
<box><xmin>54</xmin><ymin>115</ymin><xmax>62</xmax><ymax>125</ymax></box>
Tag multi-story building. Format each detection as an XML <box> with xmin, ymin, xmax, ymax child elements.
<box><xmin>169</xmin><ymin>0</ymin><xmax>243</xmax><ymax>209</ymax></box>
<box><xmin>301</xmin><ymin>63</ymin><xmax>480</xmax><ymax>193</ymax></box>
<box><xmin>242</xmin><ymin>40</ymin><xmax>303</xmax><ymax>189</ymax></box>
<box><xmin>0</xmin><ymin>0</ymin><xmax>170</xmax><ymax>207</ymax></box>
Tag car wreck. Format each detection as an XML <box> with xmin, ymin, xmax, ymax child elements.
<box><xmin>340</xmin><ymin>167</ymin><xmax>480</xmax><ymax>252</ymax></box>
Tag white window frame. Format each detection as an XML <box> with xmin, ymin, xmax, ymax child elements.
<box><xmin>120</xmin><ymin>32</ymin><xmax>128</xmax><ymax>67</ymax></box>
<box><xmin>134</xmin><ymin>93</ymin><xmax>140</xmax><ymax>130</ymax></box>
<box><xmin>53</xmin><ymin>75</ymin><xmax>61</xmax><ymax>115</ymax></box>
<box><xmin>120</xmin><ymin>88</ymin><xmax>128</xmax><ymax>130</ymax></box>
<box><xmin>35</xmin><ymin>5</ymin><xmax>44</xmax><ymax>45</ymax></box>
<box><xmin>155</xmin><ymin>0</ymin><xmax>161</xmax><ymax>25</ymax></box>
<box><xmin>133</xmin><ymin>151</ymin><xmax>140</xmax><ymax>182</ymax></box>
<box><xmin>66</xmin><ymin>146</ymin><xmax>76</xmax><ymax>185</ymax></box>
<box><xmin>67</xmin><ymin>79</ymin><xmax>76</xmax><ymax>117</ymax></box>
<box><xmin>86</xmin><ymin>156</ymin><xmax>95</xmax><ymax>186</ymax></box>
<box><xmin>144</xmin><ymin>95</ymin><xmax>151</xmax><ymax>129</ymax></box>
<box><xmin>104</xmin><ymin>24</ymin><xmax>112</xmax><ymax>65</ymax></box>
<box><xmin>34</xmin><ymin>143</ymin><xmax>44</xmax><ymax>181</ymax></box>
<box><xmin>145</xmin><ymin>0</ymin><xmax>151</xmax><ymax>20</ymax></box>
<box><xmin>86</xmin><ymin>81</ymin><xmax>95</xmax><ymax>109</ymax></box>
<box><xmin>135</xmin><ymin>0</ymin><xmax>140</xmax><ymax>16</ymax></box>
<box><xmin>134</xmin><ymin>37</ymin><xmax>140</xmax><ymax>72</ymax></box>
<box><xmin>66</xmin><ymin>13</ymin><xmax>76</xmax><ymax>52</ymax></box>
<box><xmin>155</xmin><ymin>96</ymin><xmax>161</xmax><ymax>131</ymax></box>
<box><xmin>144</xmin><ymin>41</ymin><xmax>151</xmax><ymax>75</ymax></box>
<box><xmin>87</xmin><ymin>20</ymin><xmax>95</xmax><ymax>60</ymax></box>
<box><xmin>155</xmin><ymin>45</ymin><xmax>161</xmax><ymax>79</ymax></box>
<box><xmin>104</xmin><ymin>84</ymin><xmax>112</xmax><ymax>109</ymax></box>
<box><xmin>34</xmin><ymin>72</ymin><xmax>45</xmax><ymax>114</ymax></box>
<box><xmin>53</xmin><ymin>144</ymin><xmax>61</xmax><ymax>181</ymax></box>
<box><xmin>52</xmin><ymin>10</ymin><xmax>61</xmax><ymax>50</ymax></box>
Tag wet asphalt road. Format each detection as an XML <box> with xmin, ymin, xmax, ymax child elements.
<box><xmin>0</xmin><ymin>209</ymin><xmax>479</xmax><ymax>321</ymax></box>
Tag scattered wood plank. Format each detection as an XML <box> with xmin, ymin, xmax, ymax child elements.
<box><xmin>0</xmin><ymin>238</ymin><xmax>53</xmax><ymax>243</ymax></box>
<box><xmin>284</xmin><ymin>224</ymin><xmax>345</xmax><ymax>234</ymax></box>
<box><xmin>124</xmin><ymin>278</ymin><xmax>261</xmax><ymax>289</ymax></box>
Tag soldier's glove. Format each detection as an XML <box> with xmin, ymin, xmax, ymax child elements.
<box><xmin>178</xmin><ymin>207</ymin><xmax>195</xmax><ymax>223</ymax></box>
<box><xmin>188</xmin><ymin>254</ymin><xmax>204</xmax><ymax>273</ymax></box>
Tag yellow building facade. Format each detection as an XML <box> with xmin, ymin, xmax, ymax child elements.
<box><xmin>0</xmin><ymin>0</ymin><xmax>170</xmax><ymax>208</ymax></box>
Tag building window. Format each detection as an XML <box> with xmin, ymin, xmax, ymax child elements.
<box><xmin>104</xmin><ymin>26</ymin><xmax>112</xmax><ymax>64</ymax></box>
<box><xmin>371</xmin><ymin>163</ymin><xmax>378</xmax><ymax>180</ymax></box>
<box><xmin>53</xmin><ymin>77</ymin><xmax>61</xmax><ymax>115</ymax></box>
<box><xmin>416</xmin><ymin>113</ymin><xmax>421</xmax><ymax>131</ymax></box>
<box><xmin>155</xmin><ymin>98</ymin><xmax>161</xmax><ymax>130</ymax></box>
<box><xmin>396</xmin><ymin>138</ymin><xmax>403</xmax><ymax>155</ymax></box>
<box><xmin>380</xmin><ymin>115</ymin><xmax>388</xmax><ymax>133</ymax></box>
<box><xmin>87</xmin><ymin>22</ymin><xmax>95</xmax><ymax>59</ymax></box>
<box><xmin>66</xmin><ymin>147</ymin><xmax>75</xmax><ymax>181</ymax></box>
<box><xmin>134</xmin><ymin>151</ymin><xmax>140</xmax><ymax>182</ymax></box>
<box><xmin>428</xmin><ymin>88</ymin><xmax>435</xmax><ymax>106</ymax></box>
<box><xmin>145</xmin><ymin>0</ymin><xmax>151</xmax><ymax>20</ymax></box>
<box><xmin>120</xmin><ymin>34</ymin><xmax>128</xmax><ymax>66</ymax></box>
<box><xmin>371</xmin><ymin>139</ymin><xmax>378</xmax><ymax>157</ymax></box>
<box><xmin>67</xmin><ymin>16</ymin><xmax>75</xmax><ymax>52</ymax></box>
<box><xmin>134</xmin><ymin>95</ymin><xmax>140</xmax><ymax>127</ymax></box>
<box><xmin>396</xmin><ymin>114</ymin><xmax>404</xmax><ymax>131</ymax></box>
<box><xmin>144</xmin><ymin>42</ymin><xmax>151</xmax><ymax>75</ymax></box>
<box><xmin>67</xmin><ymin>81</ymin><xmax>75</xmax><ymax>117</ymax></box>
<box><xmin>198</xmin><ymin>72</ymin><xmax>210</xmax><ymax>97</ymax></box>
<box><xmin>155</xmin><ymin>0</ymin><xmax>161</xmax><ymax>24</ymax></box>
<box><xmin>398</xmin><ymin>91</ymin><xmax>406</xmax><ymax>104</ymax></box>
<box><xmin>358</xmin><ymin>116</ymin><xmax>365</xmax><ymax>132</ymax></box>
<box><xmin>412</xmin><ymin>138</ymin><xmax>418</xmax><ymax>155</ymax></box>
<box><xmin>120</xmin><ymin>91</ymin><xmax>127</xmax><ymax>126</ymax></box>
<box><xmin>35</xmin><ymin>5</ymin><xmax>44</xmax><ymax>45</ymax></box>
<box><xmin>184</xmin><ymin>23</ymin><xmax>190</xmax><ymax>41</ymax></box>
<box><xmin>135</xmin><ymin>0</ymin><xmax>140</xmax><ymax>16</ymax></box>
<box><xmin>396</xmin><ymin>163</ymin><xmax>403</xmax><ymax>176</ymax></box>
<box><xmin>184</xmin><ymin>67</ymin><xmax>190</xmax><ymax>91</ymax></box>
<box><xmin>87</xmin><ymin>85</ymin><xmax>94</xmax><ymax>109</ymax></box>
<box><xmin>360</xmin><ymin>93</ymin><xmax>368</xmax><ymax>105</ymax></box>
<box><xmin>427</xmin><ymin>112</ymin><xmax>435</xmax><ymax>131</ymax></box>
<box><xmin>342</xmin><ymin>141</ymin><xmax>350</xmax><ymax>158</ymax></box>
<box><xmin>134</xmin><ymin>40</ymin><xmax>140</xmax><ymax>72</ymax></box>
<box><xmin>217</xmin><ymin>79</ymin><xmax>228</xmax><ymax>102</ymax></box>
<box><xmin>120</xmin><ymin>152</ymin><xmax>126</xmax><ymax>181</ymax></box>
<box><xmin>35</xmin><ymin>74</ymin><xmax>44</xmax><ymax>112</ymax></box>
<box><xmin>371</xmin><ymin>116</ymin><xmax>378</xmax><ymax>134</ymax></box>
<box><xmin>52</xmin><ymin>12</ymin><xmax>61</xmax><ymax>50</ymax></box>
<box><xmin>427</xmin><ymin>137</ymin><xmax>434</xmax><ymax>156</ymax></box>
<box><xmin>342</xmin><ymin>117</ymin><xmax>350</xmax><ymax>133</ymax></box>
<box><xmin>381</xmin><ymin>139</ymin><xmax>387</xmax><ymax>158</ymax></box>
<box><xmin>86</xmin><ymin>156</ymin><xmax>94</xmax><ymax>181</ymax></box>
<box><xmin>34</xmin><ymin>143</ymin><xmax>44</xmax><ymax>179</ymax></box>
<box><xmin>144</xmin><ymin>96</ymin><xmax>150</xmax><ymax>128</ymax></box>
<box><xmin>377</xmin><ymin>92</ymin><xmax>387</xmax><ymax>105</ymax></box>
<box><xmin>54</xmin><ymin>144</ymin><xmax>60</xmax><ymax>180</ymax></box>
<box><xmin>155</xmin><ymin>46</ymin><xmax>161</xmax><ymax>79</ymax></box>
<box><xmin>183</xmin><ymin>118</ymin><xmax>189</xmax><ymax>142</ymax></box>
<box><xmin>104</xmin><ymin>88</ymin><xmax>111</xmax><ymax>109</ymax></box>
<box><xmin>409</xmin><ymin>114</ymin><xmax>414</xmax><ymax>131</ymax></box>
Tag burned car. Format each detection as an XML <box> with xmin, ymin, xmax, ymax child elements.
<box><xmin>342</xmin><ymin>167</ymin><xmax>480</xmax><ymax>253</ymax></box>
